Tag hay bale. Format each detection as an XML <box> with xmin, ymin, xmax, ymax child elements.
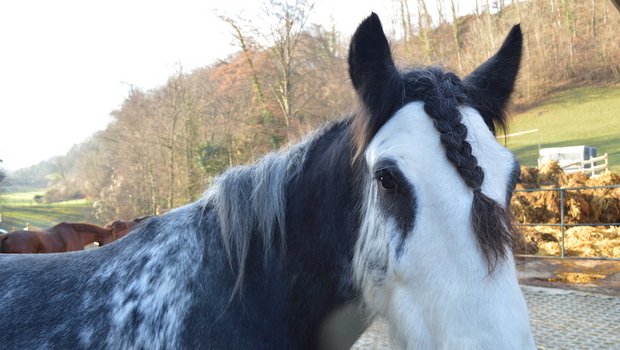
<box><xmin>564</xmin><ymin>192</ymin><xmax>593</xmax><ymax>223</ymax></box>
<box><xmin>517</xmin><ymin>226</ymin><xmax>562</xmax><ymax>256</ymax></box>
<box><xmin>593</xmin><ymin>197</ymin><xmax>620</xmax><ymax>223</ymax></box>
<box><xmin>563</xmin><ymin>226</ymin><xmax>620</xmax><ymax>258</ymax></box>
<box><xmin>514</xmin><ymin>226</ymin><xmax>620</xmax><ymax>258</ymax></box>
<box><xmin>586</xmin><ymin>171</ymin><xmax>620</xmax><ymax>187</ymax></box>
<box><xmin>612</xmin><ymin>188</ymin><xmax>620</xmax><ymax>200</ymax></box>
<box><xmin>563</xmin><ymin>172</ymin><xmax>589</xmax><ymax>187</ymax></box>
<box><xmin>538</xmin><ymin>161</ymin><xmax>566</xmax><ymax>186</ymax></box>
<box><xmin>537</xmin><ymin>240</ymin><xmax>562</xmax><ymax>256</ymax></box>
<box><xmin>581</xmin><ymin>188</ymin><xmax>620</xmax><ymax>223</ymax></box>
<box><xmin>518</xmin><ymin>166</ymin><xmax>539</xmax><ymax>189</ymax></box>
<box><xmin>534</xmin><ymin>191</ymin><xmax>561</xmax><ymax>223</ymax></box>
<box><xmin>511</xmin><ymin>193</ymin><xmax>557</xmax><ymax>224</ymax></box>
<box><xmin>513</xmin><ymin>167</ymin><xmax>620</xmax><ymax>225</ymax></box>
<box><xmin>511</xmin><ymin>167</ymin><xmax>620</xmax><ymax>258</ymax></box>
<box><xmin>511</xmin><ymin>194</ymin><xmax>532</xmax><ymax>223</ymax></box>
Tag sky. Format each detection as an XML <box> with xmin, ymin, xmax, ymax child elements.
<box><xmin>0</xmin><ymin>0</ymin><xmax>474</xmax><ymax>171</ymax></box>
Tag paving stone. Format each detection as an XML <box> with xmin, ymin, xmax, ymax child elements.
<box><xmin>352</xmin><ymin>285</ymin><xmax>620</xmax><ymax>349</ymax></box>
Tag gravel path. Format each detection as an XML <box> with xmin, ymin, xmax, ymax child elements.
<box><xmin>352</xmin><ymin>285</ymin><xmax>620</xmax><ymax>349</ymax></box>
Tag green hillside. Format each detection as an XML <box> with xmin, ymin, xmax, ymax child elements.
<box><xmin>503</xmin><ymin>86</ymin><xmax>620</xmax><ymax>173</ymax></box>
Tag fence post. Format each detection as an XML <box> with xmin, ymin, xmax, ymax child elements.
<box><xmin>560</xmin><ymin>189</ymin><xmax>566</xmax><ymax>258</ymax></box>
<box><xmin>604</xmin><ymin>155</ymin><xmax>608</xmax><ymax>175</ymax></box>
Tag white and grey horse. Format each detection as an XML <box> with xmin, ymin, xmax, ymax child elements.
<box><xmin>0</xmin><ymin>14</ymin><xmax>535</xmax><ymax>349</ymax></box>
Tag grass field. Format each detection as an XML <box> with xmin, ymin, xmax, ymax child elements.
<box><xmin>503</xmin><ymin>86</ymin><xmax>620</xmax><ymax>173</ymax></box>
<box><xmin>0</xmin><ymin>188</ymin><xmax>97</xmax><ymax>232</ymax></box>
<box><xmin>1</xmin><ymin>189</ymin><xmax>45</xmax><ymax>205</ymax></box>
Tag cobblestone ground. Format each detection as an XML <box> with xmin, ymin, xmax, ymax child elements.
<box><xmin>352</xmin><ymin>285</ymin><xmax>620</xmax><ymax>349</ymax></box>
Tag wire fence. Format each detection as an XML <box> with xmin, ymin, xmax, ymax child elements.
<box><xmin>513</xmin><ymin>183</ymin><xmax>620</xmax><ymax>261</ymax></box>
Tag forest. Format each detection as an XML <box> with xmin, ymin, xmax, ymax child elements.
<box><xmin>6</xmin><ymin>0</ymin><xmax>620</xmax><ymax>221</ymax></box>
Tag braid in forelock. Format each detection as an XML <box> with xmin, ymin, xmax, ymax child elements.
<box><xmin>410</xmin><ymin>68</ymin><xmax>514</xmax><ymax>273</ymax></box>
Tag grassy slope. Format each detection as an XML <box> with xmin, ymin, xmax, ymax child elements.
<box><xmin>503</xmin><ymin>86</ymin><xmax>620</xmax><ymax>173</ymax></box>
<box><xmin>0</xmin><ymin>188</ymin><xmax>97</xmax><ymax>232</ymax></box>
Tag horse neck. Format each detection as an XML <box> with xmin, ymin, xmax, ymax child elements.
<box><xmin>262</xmin><ymin>121</ymin><xmax>363</xmax><ymax>343</ymax></box>
<box><xmin>178</xmin><ymin>121</ymin><xmax>362</xmax><ymax>346</ymax></box>
<box><xmin>59</xmin><ymin>223</ymin><xmax>111</xmax><ymax>244</ymax></box>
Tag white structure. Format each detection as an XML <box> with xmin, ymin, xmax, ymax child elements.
<box><xmin>539</xmin><ymin>146</ymin><xmax>608</xmax><ymax>177</ymax></box>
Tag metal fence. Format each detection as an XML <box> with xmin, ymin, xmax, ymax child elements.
<box><xmin>513</xmin><ymin>183</ymin><xmax>620</xmax><ymax>261</ymax></box>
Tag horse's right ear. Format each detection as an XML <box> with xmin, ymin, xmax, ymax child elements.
<box><xmin>349</xmin><ymin>13</ymin><xmax>404</xmax><ymax>154</ymax></box>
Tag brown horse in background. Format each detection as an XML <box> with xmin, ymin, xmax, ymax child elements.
<box><xmin>103</xmin><ymin>216</ymin><xmax>151</xmax><ymax>244</ymax></box>
<box><xmin>0</xmin><ymin>222</ymin><xmax>114</xmax><ymax>254</ymax></box>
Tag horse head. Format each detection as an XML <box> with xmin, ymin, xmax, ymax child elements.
<box><xmin>103</xmin><ymin>216</ymin><xmax>151</xmax><ymax>244</ymax></box>
<box><xmin>349</xmin><ymin>13</ymin><xmax>534</xmax><ymax>349</ymax></box>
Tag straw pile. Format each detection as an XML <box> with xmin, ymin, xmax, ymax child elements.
<box><xmin>511</xmin><ymin>162</ymin><xmax>620</xmax><ymax>224</ymax></box>
<box><xmin>515</xmin><ymin>226</ymin><xmax>620</xmax><ymax>258</ymax></box>
<box><xmin>511</xmin><ymin>163</ymin><xmax>620</xmax><ymax>258</ymax></box>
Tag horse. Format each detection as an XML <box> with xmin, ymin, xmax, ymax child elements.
<box><xmin>0</xmin><ymin>222</ymin><xmax>115</xmax><ymax>254</ymax></box>
<box><xmin>102</xmin><ymin>216</ymin><xmax>151</xmax><ymax>244</ymax></box>
<box><xmin>0</xmin><ymin>14</ymin><xmax>535</xmax><ymax>349</ymax></box>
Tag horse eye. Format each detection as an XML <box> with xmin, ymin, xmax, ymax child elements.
<box><xmin>376</xmin><ymin>169</ymin><xmax>396</xmax><ymax>191</ymax></box>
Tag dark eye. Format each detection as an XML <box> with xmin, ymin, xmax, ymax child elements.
<box><xmin>376</xmin><ymin>169</ymin><xmax>397</xmax><ymax>191</ymax></box>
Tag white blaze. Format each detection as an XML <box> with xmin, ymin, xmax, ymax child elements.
<box><xmin>356</xmin><ymin>102</ymin><xmax>535</xmax><ymax>349</ymax></box>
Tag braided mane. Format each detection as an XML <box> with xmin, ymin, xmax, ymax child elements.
<box><xmin>402</xmin><ymin>67</ymin><xmax>515</xmax><ymax>272</ymax></box>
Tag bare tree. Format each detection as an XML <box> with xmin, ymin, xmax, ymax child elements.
<box><xmin>395</xmin><ymin>0</ymin><xmax>415</xmax><ymax>61</ymax></box>
<box><xmin>220</xmin><ymin>16</ymin><xmax>272</xmax><ymax>121</ymax></box>
<box><xmin>560</xmin><ymin>0</ymin><xmax>575</xmax><ymax>72</ymax></box>
<box><xmin>416</xmin><ymin>0</ymin><xmax>434</xmax><ymax>64</ymax></box>
<box><xmin>263</xmin><ymin>0</ymin><xmax>315</xmax><ymax>140</ymax></box>
<box><xmin>436</xmin><ymin>0</ymin><xmax>447</xmax><ymax>24</ymax></box>
<box><xmin>450</xmin><ymin>0</ymin><xmax>463</xmax><ymax>72</ymax></box>
<box><xmin>399</xmin><ymin>0</ymin><xmax>413</xmax><ymax>43</ymax></box>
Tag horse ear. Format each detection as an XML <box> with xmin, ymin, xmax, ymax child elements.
<box><xmin>464</xmin><ymin>24</ymin><xmax>522</xmax><ymax>132</ymax></box>
<box><xmin>348</xmin><ymin>13</ymin><xmax>404</xmax><ymax>153</ymax></box>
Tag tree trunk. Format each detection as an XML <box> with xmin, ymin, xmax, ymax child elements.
<box><xmin>450</xmin><ymin>0</ymin><xmax>463</xmax><ymax>73</ymax></box>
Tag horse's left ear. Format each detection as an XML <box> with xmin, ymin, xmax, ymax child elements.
<box><xmin>349</xmin><ymin>13</ymin><xmax>404</xmax><ymax>154</ymax></box>
<box><xmin>464</xmin><ymin>24</ymin><xmax>522</xmax><ymax>132</ymax></box>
